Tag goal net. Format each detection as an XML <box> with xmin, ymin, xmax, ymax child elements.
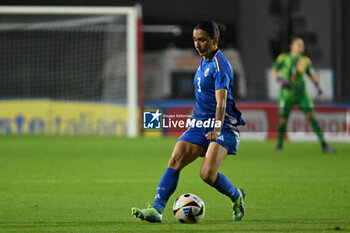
<box><xmin>0</xmin><ymin>6</ymin><xmax>140</xmax><ymax>137</ymax></box>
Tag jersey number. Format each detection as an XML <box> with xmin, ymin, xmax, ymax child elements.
<box><xmin>197</xmin><ymin>77</ymin><xmax>201</xmax><ymax>92</ymax></box>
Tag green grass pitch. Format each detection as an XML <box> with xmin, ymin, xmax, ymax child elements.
<box><xmin>0</xmin><ymin>136</ymin><xmax>349</xmax><ymax>233</ymax></box>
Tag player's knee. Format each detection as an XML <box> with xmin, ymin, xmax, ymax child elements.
<box><xmin>168</xmin><ymin>153</ymin><xmax>185</xmax><ymax>171</ymax></box>
<box><xmin>199</xmin><ymin>167</ymin><xmax>216</xmax><ymax>185</ymax></box>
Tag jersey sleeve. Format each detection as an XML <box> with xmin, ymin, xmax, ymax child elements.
<box><xmin>213</xmin><ymin>57</ymin><xmax>232</xmax><ymax>90</ymax></box>
<box><xmin>273</xmin><ymin>53</ymin><xmax>286</xmax><ymax>70</ymax></box>
<box><xmin>214</xmin><ymin>70</ymin><xmax>231</xmax><ymax>90</ymax></box>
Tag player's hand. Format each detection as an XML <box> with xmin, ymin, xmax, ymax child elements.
<box><xmin>314</xmin><ymin>82</ymin><xmax>323</xmax><ymax>95</ymax></box>
<box><xmin>206</xmin><ymin>131</ymin><xmax>220</xmax><ymax>141</ymax></box>
<box><xmin>277</xmin><ymin>77</ymin><xmax>290</xmax><ymax>88</ymax></box>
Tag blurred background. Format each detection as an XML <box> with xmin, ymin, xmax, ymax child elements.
<box><xmin>0</xmin><ymin>0</ymin><xmax>348</xmax><ymax>140</ymax></box>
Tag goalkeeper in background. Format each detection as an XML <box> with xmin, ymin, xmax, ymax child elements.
<box><xmin>271</xmin><ymin>37</ymin><xmax>335</xmax><ymax>153</ymax></box>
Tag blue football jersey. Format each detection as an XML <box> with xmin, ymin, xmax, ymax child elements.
<box><xmin>193</xmin><ymin>50</ymin><xmax>245</xmax><ymax>126</ymax></box>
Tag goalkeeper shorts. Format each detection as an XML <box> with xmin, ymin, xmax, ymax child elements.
<box><xmin>278</xmin><ymin>93</ymin><xmax>314</xmax><ymax>118</ymax></box>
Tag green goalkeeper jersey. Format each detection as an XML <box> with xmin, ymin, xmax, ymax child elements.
<box><xmin>273</xmin><ymin>52</ymin><xmax>312</xmax><ymax>97</ymax></box>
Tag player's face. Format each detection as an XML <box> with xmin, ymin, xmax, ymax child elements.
<box><xmin>290</xmin><ymin>39</ymin><xmax>305</xmax><ymax>55</ymax></box>
<box><xmin>193</xmin><ymin>29</ymin><xmax>216</xmax><ymax>58</ymax></box>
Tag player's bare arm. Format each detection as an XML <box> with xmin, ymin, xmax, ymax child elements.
<box><xmin>271</xmin><ymin>67</ymin><xmax>279</xmax><ymax>80</ymax></box>
<box><xmin>307</xmin><ymin>70</ymin><xmax>323</xmax><ymax>95</ymax></box>
<box><xmin>307</xmin><ymin>70</ymin><xmax>318</xmax><ymax>83</ymax></box>
<box><xmin>206</xmin><ymin>88</ymin><xmax>227</xmax><ymax>141</ymax></box>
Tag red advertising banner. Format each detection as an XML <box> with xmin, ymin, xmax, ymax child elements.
<box><xmin>160</xmin><ymin>103</ymin><xmax>349</xmax><ymax>142</ymax></box>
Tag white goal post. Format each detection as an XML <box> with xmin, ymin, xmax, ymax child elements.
<box><xmin>0</xmin><ymin>6</ymin><xmax>141</xmax><ymax>137</ymax></box>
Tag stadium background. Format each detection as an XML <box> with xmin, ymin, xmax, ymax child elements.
<box><xmin>0</xmin><ymin>1</ymin><xmax>349</xmax><ymax>232</ymax></box>
<box><xmin>0</xmin><ymin>0</ymin><xmax>349</xmax><ymax>140</ymax></box>
<box><xmin>2</xmin><ymin>0</ymin><xmax>349</xmax><ymax>100</ymax></box>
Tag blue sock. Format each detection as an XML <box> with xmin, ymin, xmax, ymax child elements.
<box><xmin>211</xmin><ymin>172</ymin><xmax>239</xmax><ymax>202</ymax></box>
<box><xmin>153</xmin><ymin>168</ymin><xmax>179</xmax><ymax>214</ymax></box>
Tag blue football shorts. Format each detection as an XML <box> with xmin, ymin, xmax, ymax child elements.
<box><xmin>178</xmin><ymin>121</ymin><xmax>240</xmax><ymax>156</ymax></box>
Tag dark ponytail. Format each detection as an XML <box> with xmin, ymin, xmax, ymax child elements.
<box><xmin>216</xmin><ymin>23</ymin><xmax>226</xmax><ymax>38</ymax></box>
<box><xmin>194</xmin><ymin>20</ymin><xmax>226</xmax><ymax>39</ymax></box>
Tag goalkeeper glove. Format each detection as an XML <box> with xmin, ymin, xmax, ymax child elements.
<box><xmin>314</xmin><ymin>82</ymin><xmax>323</xmax><ymax>95</ymax></box>
<box><xmin>276</xmin><ymin>77</ymin><xmax>290</xmax><ymax>88</ymax></box>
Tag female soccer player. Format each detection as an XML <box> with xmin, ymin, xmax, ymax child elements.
<box><xmin>132</xmin><ymin>21</ymin><xmax>246</xmax><ymax>223</ymax></box>
<box><xmin>271</xmin><ymin>37</ymin><xmax>335</xmax><ymax>153</ymax></box>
